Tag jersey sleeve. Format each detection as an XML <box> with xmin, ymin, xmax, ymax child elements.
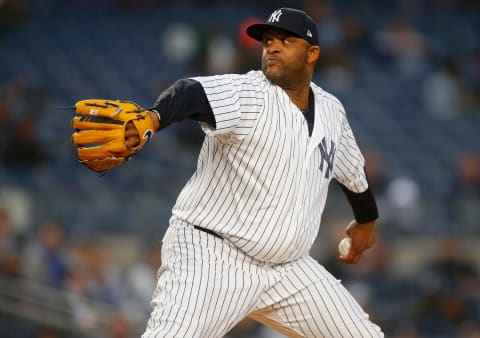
<box><xmin>333</xmin><ymin>112</ymin><xmax>369</xmax><ymax>193</ymax></box>
<box><xmin>150</xmin><ymin>79</ymin><xmax>216</xmax><ymax>130</ymax></box>
<box><xmin>191</xmin><ymin>73</ymin><xmax>264</xmax><ymax>143</ymax></box>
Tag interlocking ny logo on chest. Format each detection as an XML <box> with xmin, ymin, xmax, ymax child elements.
<box><xmin>319</xmin><ymin>137</ymin><xmax>336</xmax><ymax>179</ymax></box>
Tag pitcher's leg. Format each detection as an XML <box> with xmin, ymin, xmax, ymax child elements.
<box><xmin>250</xmin><ymin>256</ymin><xmax>383</xmax><ymax>338</ymax></box>
<box><xmin>142</xmin><ymin>226</ymin><xmax>264</xmax><ymax>338</ymax></box>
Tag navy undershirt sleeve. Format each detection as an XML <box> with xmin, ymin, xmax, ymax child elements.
<box><xmin>149</xmin><ymin>79</ymin><xmax>215</xmax><ymax>130</ymax></box>
<box><xmin>338</xmin><ymin>171</ymin><xmax>379</xmax><ymax>223</ymax></box>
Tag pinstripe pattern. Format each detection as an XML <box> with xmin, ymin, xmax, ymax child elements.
<box><xmin>142</xmin><ymin>70</ymin><xmax>383</xmax><ymax>337</ymax></box>
<box><xmin>252</xmin><ymin>257</ymin><xmax>382</xmax><ymax>337</ymax></box>
<box><xmin>171</xmin><ymin>71</ymin><xmax>366</xmax><ymax>264</ymax></box>
<box><xmin>142</xmin><ymin>225</ymin><xmax>383</xmax><ymax>337</ymax></box>
<box><xmin>143</xmin><ymin>225</ymin><xmax>266</xmax><ymax>338</ymax></box>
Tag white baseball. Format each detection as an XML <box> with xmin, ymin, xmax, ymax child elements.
<box><xmin>338</xmin><ymin>237</ymin><xmax>352</xmax><ymax>256</ymax></box>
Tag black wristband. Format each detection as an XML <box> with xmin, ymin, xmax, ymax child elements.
<box><xmin>338</xmin><ymin>183</ymin><xmax>378</xmax><ymax>223</ymax></box>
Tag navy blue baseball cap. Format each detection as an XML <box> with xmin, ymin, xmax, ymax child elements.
<box><xmin>247</xmin><ymin>7</ymin><xmax>319</xmax><ymax>46</ymax></box>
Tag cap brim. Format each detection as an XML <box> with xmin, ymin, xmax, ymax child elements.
<box><xmin>246</xmin><ymin>23</ymin><xmax>302</xmax><ymax>42</ymax></box>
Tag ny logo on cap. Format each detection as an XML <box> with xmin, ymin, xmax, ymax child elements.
<box><xmin>269</xmin><ymin>9</ymin><xmax>282</xmax><ymax>23</ymax></box>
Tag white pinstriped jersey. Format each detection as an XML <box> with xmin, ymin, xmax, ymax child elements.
<box><xmin>169</xmin><ymin>70</ymin><xmax>368</xmax><ymax>264</ymax></box>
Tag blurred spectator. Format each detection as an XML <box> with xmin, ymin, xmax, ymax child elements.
<box><xmin>344</xmin><ymin>239</ymin><xmax>418</xmax><ymax>334</ymax></box>
<box><xmin>0</xmin><ymin>0</ymin><xmax>28</xmax><ymax>34</ymax></box>
<box><xmin>423</xmin><ymin>236</ymin><xmax>478</xmax><ymax>291</ymax></box>
<box><xmin>204</xmin><ymin>32</ymin><xmax>237</xmax><ymax>74</ymax></box>
<box><xmin>446</xmin><ymin>149</ymin><xmax>480</xmax><ymax>233</ymax></box>
<box><xmin>374</xmin><ymin>16</ymin><xmax>428</xmax><ymax>76</ymax></box>
<box><xmin>339</xmin><ymin>13</ymin><xmax>369</xmax><ymax>53</ymax></box>
<box><xmin>464</xmin><ymin>50</ymin><xmax>480</xmax><ymax>87</ymax></box>
<box><xmin>416</xmin><ymin>290</ymin><xmax>469</xmax><ymax>337</ymax></box>
<box><xmin>106</xmin><ymin>313</ymin><xmax>132</xmax><ymax>338</ymax></box>
<box><xmin>2</xmin><ymin>116</ymin><xmax>49</xmax><ymax>168</ymax></box>
<box><xmin>0</xmin><ymin>76</ymin><xmax>49</xmax><ymax>168</ymax></box>
<box><xmin>77</xmin><ymin>242</ymin><xmax>124</xmax><ymax>305</ymax></box>
<box><xmin>0</xmin><ymin>77</ymin><xmax>49</xmax><ymax>170</ymax></box>
<box><xmin>0</xmin><ymin>208</ymin><xmax>17</xmax><ymax>257</ymax></box>
<box><xmin>463</xmin><ymin>49</ymin><xmax>480</xmax><ymax>114</ymax></box>
<box><xmin>1</xmin><ymin>76</ymin><xmax>47</xmax><ymax>120</ymax></box>
<box><xmin>307</xmin><ymin>0</ymin><xmax>343</xmax><ymax>51</ymax></box>
<box><xmin>124</xmin><ymin>243</ymin><xmax>161</xmax><ymax>317</ymax></box>
<box><xmin>64</xmin><ymin>268</ymin><xmax>98</xmax><ymax>332</ymax></box>
<box><xmin>363</xmin><ymin>146</ymin><xmax>391</xmax><ymax>197</ymax></box>
<box><xmin>362</xmin><ymin>147</ymin><xmax>425</xmax><ymax>235</ymax></box>
<box><xmin>391</xmin><ymin>325</ymin><xmax>420</xmax><ymax>338</ymax></box>
<box><xmin>0</xmin><ymin>208</ymin><xmax>21</xmax><ymax>277</ymax></box>
<box><xmin>83</xmin><ymin>245</ymin><xmax>114</xmax><ymax>302</ymax></box>
<box><xmin>0</xmin><ymin>186</ymin><xmax>34</xmax><ymax>237</ymax></box>
<box><xmin>0</xmin><ymin>99</ymin><xmax>11</xmax><ymax>156</ymax></box>
<box><xmin>422</xmin><ymin>58</ymin><xmax>469</xmax><ymax>120</ymax></box>
<box><xmin>35</xmin><ymin>326</ymin><xmax>63</xmax><ymax>338</ymax></box>
<box><xmin>307</xmin><ymin>0</ymin><xmax>356</xmax><ymax>92</ymax></box>
<box><xmin>383</xmin><ymin>175</ymin><xmax>424</xmax><ymax>234</ymax></box>
<box><xmin>459</xmin><ymin>322</ymin><xmax>480</xmax><ymax>338</ymax></box>
<box><xmin>22</xmin><ymin>220</ymin><xmax>68</xmax><ymax>288</ymax></box>
<box><xmin>161</xmin><ymin>22</ymin><xmax>200</xmax><ymax>66</ymax></box>
<box><xmin>65</xmin><ymin>240</ymin><xmax>127</xmax><ymax>331</ymax></box>
<box><xmin>415</xmin><ymin>236</ymin><xmax>480</xmax><ymax>337</ymax></box>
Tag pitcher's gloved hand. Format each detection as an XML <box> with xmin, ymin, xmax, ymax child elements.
<box><xmin>71</xmin><ymin>99</ymin><xmax>155</xmax><ymax>173</ymax></box>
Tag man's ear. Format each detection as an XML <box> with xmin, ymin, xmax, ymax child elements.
<box><xmin>308</xmin><ymin>45</ymin><xmax>320</xmax><ymax>64</ymax></box>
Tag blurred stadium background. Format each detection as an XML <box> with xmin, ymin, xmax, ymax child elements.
<box><xmin>0</xmin><ymin>0</ymin><xmax>479</xmax><ymax>337</ymax></box>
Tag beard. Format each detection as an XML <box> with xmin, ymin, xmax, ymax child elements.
<box><xmin>262</xmin><ymin>61</ymin><xmax>291</xmax><ymax>89</ymax></box>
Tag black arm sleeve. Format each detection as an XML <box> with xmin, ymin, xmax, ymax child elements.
<box><xmin>338</xmin><ymin>170</ymin><xmax>379</xmax><ymax>223</ymax></box>
<box><xmin>149</xmin><ymin>79</ymin><xmax>216</xmax><ymax>130</ymax></box>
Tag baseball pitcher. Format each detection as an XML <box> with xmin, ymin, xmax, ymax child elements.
<box><xmin>71</xmin><ymin>7</ymin><xmax>384</xmax><ymax>338</ymax></box>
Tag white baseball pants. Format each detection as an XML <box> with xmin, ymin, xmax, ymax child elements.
<box><xmin>142</xmin><ymin>225</ymin><xmax>384</xmax><ymax>338</ymax></box>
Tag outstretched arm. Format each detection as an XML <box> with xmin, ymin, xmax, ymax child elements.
<box><xmin>72</xmin><ymin>79</ymin><xmax>215</xmax><ymax>172</ymax></box>
<box><xmin>125</xmin><ymin>78</ymin><xmax>214</xmax><ymax>149</ymax></box>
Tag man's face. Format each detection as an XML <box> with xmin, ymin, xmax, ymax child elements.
<box><xmin>261</xmin><ymin>29</ymin><xmax>311</xmax><ymax>87</ymax></box>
